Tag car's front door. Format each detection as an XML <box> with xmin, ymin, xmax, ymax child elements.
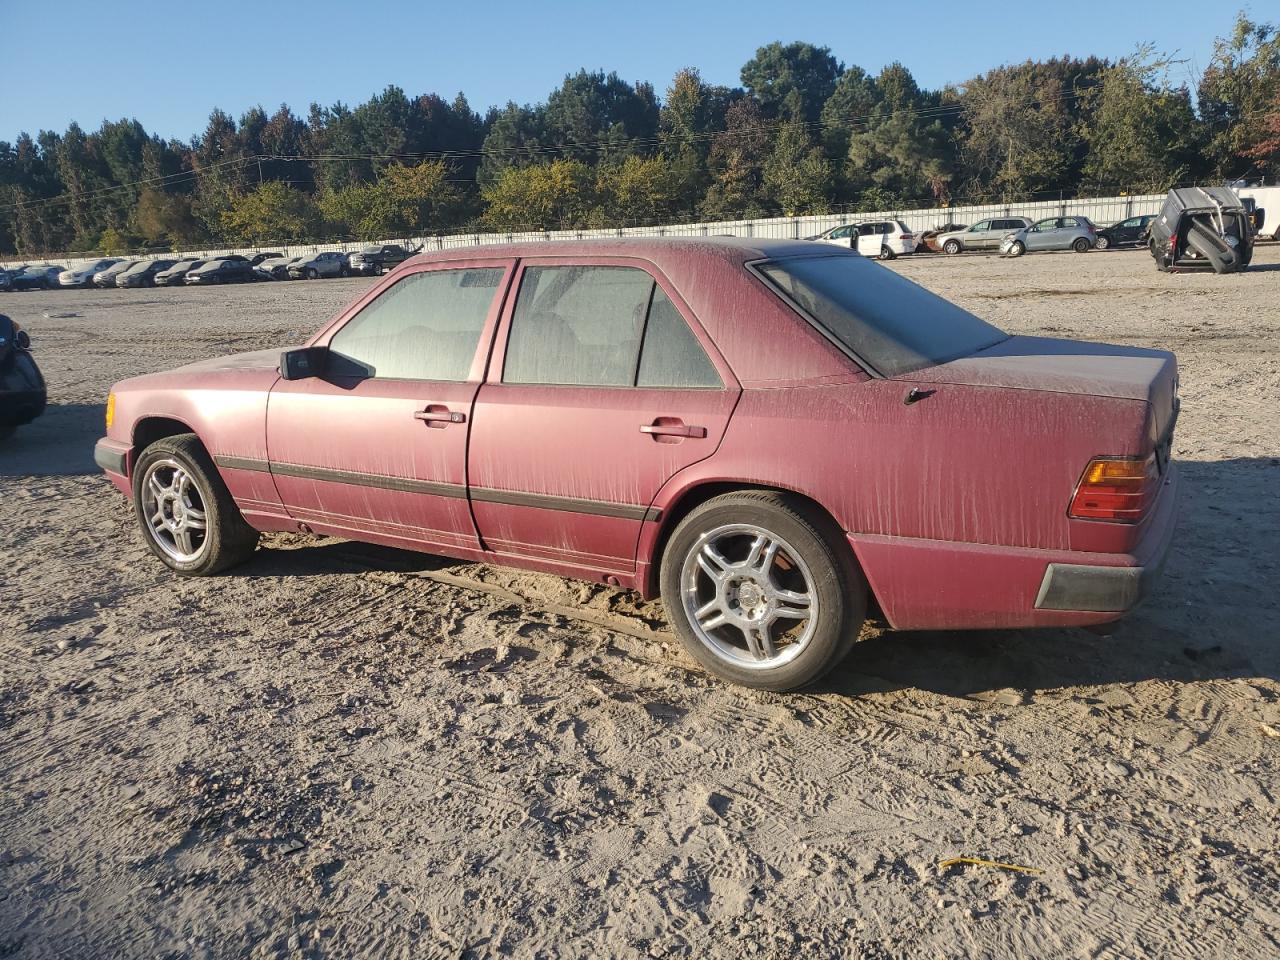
<box><xmin>467</xmin><ymin>259</ymin><xmax>740</xmax><ymax>576</ymax></box>
<box><xmin>1025</xmin><ymin>219</ymin><xmax>1057</xmax><ymax>251</ymax></box>
<box><xmin>264</xmin><ymin>258</ymin><xmax>514</xmax><ymax>551</ymax></box>
<box><xmin>967</xmin><ymin>220</ymin><xmax>994</xmax><ymax>249</ymax></box>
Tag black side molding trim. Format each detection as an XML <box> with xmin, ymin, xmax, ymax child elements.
<box><xmin>214</xmin><ymin>457</ymin><xmax>662</xmax><ymax>521</ymax></box>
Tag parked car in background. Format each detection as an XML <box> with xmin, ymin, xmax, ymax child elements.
<box><xmin>806</xmin><ymin>221</ymin><xmax>916</xmax><ymax>259</ymax></box>
<box><xmin>936</xmin><ymin>217</ymin><xmax>1033</xmax><ymax>254</ymax></box>
<box><xmin>0</xmin><ymin>313</ymin><xmax>46</xmax><ymax>441</ymax></box>
<box><xmin>253</xmin><ymin>256</ymin><xmax>298</xmax><ymax>281</ymax></box>
<box><xmin>117</xmin><ymin>259</ymin><xmax>177</xmax><ymax>288</ymax></box>
<box><xmin>93</xmin><ymin>260</ymin><xmax>137</xmax><ymax>288</ymax></box>
<box><xmin>0</xmin><ymin>268</ymin><xmax>15</xmax><ymax>292</ymax></box>
<box><xmin>1095</xmin><ymin>215</ymin><xmax>1156</xmax><ymax>250</ymax></box>
<box><xmin>57</xmin><ymin>258</ymin><xmax>123</xmax><ymax>288</ymax></box>
<box><xmin>249</xmin><ymin>252</ymin><xmax>284</xmax><ymax>267</ymax></box>
<box><xmin>1001</xmin><ymin>217</ymin><xmax>1097</xmax><ymax>256</ymax></box>
<box><xmin>1149</xmin><ymin>186</ymin><xmax>1253</xmax><ymax>274</ymax></box>
<box><xmin>154</xmin><ymin>259</ymin><xmax>205</xmax><ymax>286</ymax></box>
<box><xmin>10</xmin><ymin>265</ymin><xmax>65</xmax><ymax>291</ymax></box>
<box><xmin>185</xmin><ymin>256</ymin><xmax>254</xmax><ymax>285</ymax></box>
<box><xmin>94</xmin><ymin>237</ymin><xmax>1180</xmax><ymax>692</ymax></box>
<box><xmin>919</xmin><ymin>223</ymin><xmax>968</xmax><ymax>253</ymax></box>
<box><xmin>348</xmin><ymin>244</ymin><xmax>419</xmax><ymax>276</ymax></box>
<box><xmin>287</xmin><ymin>251</ymin><xmax>349</xmax><ymax>280</ymax></box>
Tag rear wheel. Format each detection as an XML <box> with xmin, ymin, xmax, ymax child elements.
<box><xmin>878</xmin><ymin>245</ymin><xmax>896</xmax><ymax>260</ymax></box>
<box><xmin>1073</xmin><ymin>237</ymin><xmax>1091</xmax><ymax>253</ymax></box>
<box><xmin>659</xmin><ymin>491</ymin><xmax>865</xmax><ymax>691</ymax></box>
<box><xmin>943</xmin><ymin>239</ymin><xmax>961</xmax><ymax>255</ymax></box>
<box><xmin>132</xmin><ymin>434</ymin><xmax>258</xmax><ymax>576</ymax></box>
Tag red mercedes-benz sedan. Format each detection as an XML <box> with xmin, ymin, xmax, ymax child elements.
<box><xmin>94</xmin><ymin>238</ymin><xmax>1179</xmax><ymax>690</ymax></box>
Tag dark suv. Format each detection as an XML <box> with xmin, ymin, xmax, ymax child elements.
<box><xmin>1096</xmin><ymin>214</ymin><xmax>1156</xmax><ymax>250</ymax></box>
<box><xmin>348</xmin><ymin>244</ymin><xmax>421</xmax><ymax>276</ymax></box>
<box><xmin>1149</xmin><ymin>187</ymin><xmax>1254</xmax><ymax>274</ymax></box>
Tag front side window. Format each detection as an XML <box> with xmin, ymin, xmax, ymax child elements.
<box><xmin>504</xmin><ymin>265</ymin><xmax>720</xmax><ymax>389</ymax></box>
<box><xmin>830</xmin><ymin>226</ymin><xmax>852</xmax><ymax>239</ymax></box>
<box><xmin>971</xmin><ymin>221</ymin><xmax>991</xmax><ymax>232</ymax></box>
<box><xmin>757</xmin><ymin>254</ymin><xmax>1008</xmax><ymax>378</ymax></box>
<box><xmin>328</xmin><ymin>267</ymin><xmax>504</xmax><ymax>381</ymax></box>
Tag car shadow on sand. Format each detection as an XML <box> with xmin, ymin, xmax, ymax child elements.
<box><xmin>0</xmin><ymin>402</ymin><xmax>101</xmax><ymax>476</ymax></box>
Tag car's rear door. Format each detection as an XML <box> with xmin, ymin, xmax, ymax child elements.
<box><xmin>264</xmin><ymin>258</ymin><xmax>514</xmax><ymax>551</ymax></box>
<box><xmin>467</xmin><ymin>258</ymin><xmax>740</xmax><ymax>576</ymax></box>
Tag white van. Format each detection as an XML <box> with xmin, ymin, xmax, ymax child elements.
<box><xmin>808</xmin><ymin>220</ymin><xmax>917</xmax><ymax>259</ymax></box>
<box><xmin>1233</xmin><ymin>185</ymin><xmax>1279</xmax><ymax>240</ymax></box>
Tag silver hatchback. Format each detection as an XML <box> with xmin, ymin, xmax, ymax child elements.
<box><xmin>1001</xmin><ymin>216</ymin><xmax>1097</xmax><ymax>256</ymax></box>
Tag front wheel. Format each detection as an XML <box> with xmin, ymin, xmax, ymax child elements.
<box><xmin>306</xmin><ymin>268</ymin><xmax>318</xmax><ymax>280</ymax></box>
<box><xmin>1073</xmin><ymin>237</ymin><xmax>1091</xmax><ymax>253</ymax></box>
<box><xmin>1095</xmin><ymin>235</ymin><xmax>1110</xmax><ymax>250</ymax></box>
<box><xmin>132</xmin><ymin>434</ymin><xmax>258</xmax><ymax>576</ymax></box>
<box><xmin>659</xmin><ymin>491</ymin><xmax>866</xmax><ymax>691</ymax></box>
<box><xmin>943</xmin><ymin>240</ymin><xmax>961</xmax><ymax>255</ymax></box>
<box><xmin>1007</xmin><ymin>240</ymin><xmax>1026</xmax><ymax>257</ymax></box>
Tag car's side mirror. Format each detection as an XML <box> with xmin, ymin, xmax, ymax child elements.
<box><xmin>1254</xmin><ymin>207</ymin><xmax>1266</xmax><ymax>231</ymax></box>
<box><xmin>15</xmin><ymin>329</ymin><xmax>30</xmax><ymax>349</ymax></box>
<box><xmin>280</xmin><ymin>346</ymin><xmax>329</xmax><ymax>380</ymax></box>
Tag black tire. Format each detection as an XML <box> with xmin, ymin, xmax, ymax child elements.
<box><xmin>1007</xmin><ymin>240</ymin><xmax>1026</xmax><ymax>257</ymax></box>
<box><xmin>339</xmin><ymin>266</ymin><xmax>350</xmax><ymax>278</ymax></box>
<box><xmin>306</xmin><ymin>268</ymin><xmax>318</xmax><ymax>280</ymax></box>
<box><xmin>943</xmin><ymin>239</ymin><xmax>961</xmax><ymax>255</ymax></box>
<box><xmin>1072</xmin><ymin>237</ymin><xmax>1091</xmax><ymax>253</ymax></box>
<box><xmin>131</xmin><ymin>433</ymin><xmax>258</xmax><ymax>576</ymax></box>
<box><xmin>659</xmin><ymin>491</ymin><xmax>866</xmax><ymax>692</ymax></box>
<box><xmin>878</xmin><ymin>245</ymin><xmax>896</xmax><ymax>261</ymax></box>
<box><xmin>1095</xmin><ymin>235</ymin><xmax>1110</xmax><ymax>250</ymax></box>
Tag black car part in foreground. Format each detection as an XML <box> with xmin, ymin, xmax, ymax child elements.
<box><xmin>0</xmin><ymin>314</ymin><xmax>47</xmax><ymax>439</ymax></box>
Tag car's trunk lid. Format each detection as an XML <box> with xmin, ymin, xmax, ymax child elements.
<box><xmin>900</xmin><ymin>335</ymin><xmax>1179</xmax><ymax>448</ymax></box>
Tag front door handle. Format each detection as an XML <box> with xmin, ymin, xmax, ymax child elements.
<box><xmin>641</xmin><ymin>419</ymin><xmax>706</xmax><ymax>439</ymax></box>
<box><xmin>415</xmin><ymin>407</ymin><xmax>465</xmax><ymax>424</ymax></box>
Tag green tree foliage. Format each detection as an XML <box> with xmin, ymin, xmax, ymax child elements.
<box><xmin>1198</xmin><ymin>13</ymin><xmax>1280</xmax><ymax>176</ymax></box>
<box><xmin>133</xmin><ymin>187</ymin><xmax>202</xmax><ymax>246</ymax></box>
<box><xmin>954</xmin><ymin>57</ymin><xmax>1106</xmax><ymax>199</ymax></box>
<box><xmin>318</xmin><ymin>161</ymin><xmax>464</xmax><ymax>239</ymax></box>
<box><xmin>594</xmin><ymin>154</ymin><xmax>685</xmax><ymax>224</ymax></box>
<box><xmin>700</xmin><ymin>99</ymin><xmax>773</xmax><ymax>219</ymax></box>
<box><xmin>763</xmin><ymin>121</ymin><xmax>830</xmax><ymax>215</ymax></box>
<box><xmin>222</xmin><ymin>180</ymin><xmax>320</xmax><ymax>242</ymax></box>
<box><xmin>480</xmin><ymin>159</ymin><xmax>598</xmax><ymax>229</ymax></box>
<box><xmin>741</xmin><ymin>42</ymin><xmax>843</xmax><ymax>123</ymax></box>
<box><xmin>1080</xmin><ymin>48</ymin><xmax>1203</xmax><ymax>193</ymax></box>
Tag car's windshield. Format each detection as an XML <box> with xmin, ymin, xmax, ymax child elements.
<box><xmin>756</xmin><ymin>254</ymin><xmax>1008</xmax><ymax>377</ymax></box>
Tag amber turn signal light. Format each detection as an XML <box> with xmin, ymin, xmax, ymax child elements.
<box><xmin>1069</xmin><ymin>455</ymin><xmax>1157</xmax><ymax>523</ymax></box>
<box><xmin>105</xmin><ymin>393</ymin><xmax>115</xmax><ymax>430</ymax></box>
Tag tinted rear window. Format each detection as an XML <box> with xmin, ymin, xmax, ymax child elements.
<box><xmin>756</xmin><ymin>255</ymin><xmax>1007</xmax><ymax>377</ymax></box>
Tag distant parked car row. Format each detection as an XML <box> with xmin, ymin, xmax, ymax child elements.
<box><xmin>0</xmin><ymin>246</ymin><xmax>421</xmax><ymax>291</ymax></box>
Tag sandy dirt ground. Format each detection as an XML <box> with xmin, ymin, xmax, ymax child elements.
<box><xmin>1</xmin><ymin>245</ymin><xmax>1277</xmax><ymax>959</ymax></box>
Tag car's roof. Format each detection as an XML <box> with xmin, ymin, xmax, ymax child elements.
<box><xmin>403</xmin><ymin>236</ymin><xmax>839</xmax><ymax>271</ymax></box>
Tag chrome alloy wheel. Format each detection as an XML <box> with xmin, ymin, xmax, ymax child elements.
<box><xmin>680</xmin><ymin>523</ymin><xmax>818</xmax><ymax>670</ymax></box>
<box><xmin>141</xmin><ymin>457</ymin><xmax>209</xmax><ymax>563</ymax></box>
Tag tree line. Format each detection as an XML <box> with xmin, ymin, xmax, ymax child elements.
<box><xmin>2</xmin><ymin>12</ymin><xmax>1278</xmax><ymax>256</ymax></box>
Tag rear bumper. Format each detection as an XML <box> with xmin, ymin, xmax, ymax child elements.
<box><xmin>849</xmin><ymin>463</ymin><xmax>1180</xmax><ymax>630</ymax></box>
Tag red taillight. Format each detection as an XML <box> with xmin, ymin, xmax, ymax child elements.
<box><xmin>901</xmin><ymin>233</ymin><xmax>914</xmax><ymax>240</ymax></box>
<box><xmin>1069</xmin><ymin>455</ymin><xmax>1159</xmax><ymax>523</ymax></box>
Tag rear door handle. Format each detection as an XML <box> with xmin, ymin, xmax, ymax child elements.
<box><xmin>415</xmin><ymin>408</ymin><xmax>465</xmax><ymax>424</ymax></box>
<box><xmin>641</xmin><ymin>420</ymin><xmax>706</xmax><ymax>439</ymax></box>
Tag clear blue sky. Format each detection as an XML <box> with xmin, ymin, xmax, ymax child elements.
<box><xmin>0</xmin><ymin>0</ymin><xmax>1259</xmax><ymax>144</ymax></box>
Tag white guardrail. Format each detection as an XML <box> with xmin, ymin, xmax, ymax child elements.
<box><xmin>5</xmin><ymin>193</ymin><xmax>1172</xmax><ymax>270</ymax></box>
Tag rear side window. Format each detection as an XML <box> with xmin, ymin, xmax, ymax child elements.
<box><xmin>637</xmin><ymin>287</ymin><xmax>721</xmax><ymax>388</ymax></box>
<box><xmin>328</xmin><ymin>267</ymin><xmax>503</xmax><ymax>381</ymax></box>
<box><xmin>504</xmin><ymin>265</ymin><xmax>720</xmax><ymax>389</ymax></box>
<box><xmin>757</xmin><ymin>254</ymin><xmax>1008</xmax><ymax>377</ymax></box>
